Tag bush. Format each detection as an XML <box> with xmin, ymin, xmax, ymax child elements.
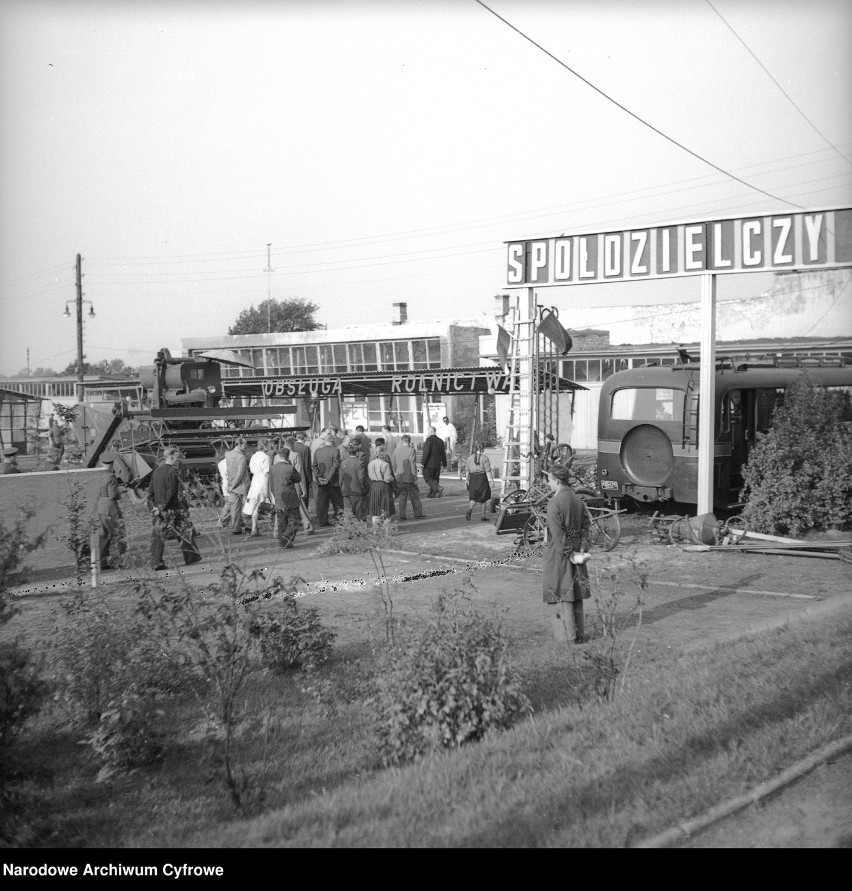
<box><xmin>316</xmin><ymin>513</ymin><xmax>397</xmax><ymax>556</ymax></box>
<box><xmin>741</xmin><ymin>374</ymin><xmax>852</xmax><ymax>536</ymax></box>
<box><xmin>51</xmin><ymin>593</ymin><xmax>180</xmax><ymax>725</ymax></box>
<box><xmin>83</xmin><ymin>692</ymin><xmax>165</xmax><ymax>783</ymax></box>
<box><xmin>249</xmin><ymin>594</ymin><xmax>336</xmax><ymax>673</ymax></box>
<box><xmin>0</xmin><ymin>643</ymin><xmax>47</xmax><ymax>752</ymax></box>
<box><xmin>370</xmin><ymin>581</ymin><xmax>530</xmax><ymax>765</ymax></box>
<box><xmin>0</xmin><ymin>509</ymin><xmax>47</xmax><ymax>591</ymax></box>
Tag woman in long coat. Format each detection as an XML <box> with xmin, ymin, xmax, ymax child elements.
<box><xmin>541</xmin><ymin>462</ymin><xmax>591</xmax><ymax>643</ymax></box>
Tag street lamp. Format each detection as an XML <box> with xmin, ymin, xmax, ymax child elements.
<box><xmin>63</xmin><ymin>253</ymin><xmax>95</xmax><ymax>402</ymax></box>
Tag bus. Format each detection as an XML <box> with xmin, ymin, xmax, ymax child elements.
<box><xmin>594</xmin><ymin>356</ymin><xmax>852</xmax><ymax>509</ymax></box>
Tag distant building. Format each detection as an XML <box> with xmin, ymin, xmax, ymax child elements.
<box><xmin>482</xmin><ymin>287</ymin><xmax>852</xmax><ymax>450</ymax></box>
<box><xmin>183</xmin><ymin>306</ymin><xmax>489</xmax><ymax>441</ymax></box>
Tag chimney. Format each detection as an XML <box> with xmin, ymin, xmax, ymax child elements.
<box><xmin>494</xmin><ymin>294</ymin><xmax>511</xmax><ymax>321</ymax></box>
<box><xmin>392</xmin><ymin>302</ymin><xmax>407</xmax><ymax>325</ymax></box>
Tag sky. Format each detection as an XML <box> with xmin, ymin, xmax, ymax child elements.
<box><xmin>1</xmin><ymin>0</ymin><xmax>851</xmax><ymax>376</ymax></box>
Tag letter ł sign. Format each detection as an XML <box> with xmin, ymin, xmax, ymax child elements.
<box><xmin>505</xmin><ymin>207</ymin><xmax>852</xmax><ymax>286</ymax></box>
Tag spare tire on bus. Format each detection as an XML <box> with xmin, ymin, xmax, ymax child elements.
<box><xmin>619</xmin><ymin>424</ymin><xmax>674</xmax><ymax>487</ymax></box>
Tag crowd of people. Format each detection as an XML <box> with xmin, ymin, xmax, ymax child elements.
<box><xmin>11</xmin><ymin>413</ymin><xmax>592</xmax><ymax>645</ymax></box>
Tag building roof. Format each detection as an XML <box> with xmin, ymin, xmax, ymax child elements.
<box><xmin>0</xmin><ymin>386</ymin><xmax>44</xmax><ymax>402</ymax></box>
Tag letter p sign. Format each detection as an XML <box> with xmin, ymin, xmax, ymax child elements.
<box><xmin>528</xmin><ymin>241</ymin><xmax>549</xmax><ymax>284</ymax></box>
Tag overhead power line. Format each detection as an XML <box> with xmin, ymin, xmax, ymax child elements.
<box><xmin>472</xmin><ymin>0</ymin><xmax>808</xmax><ymax>212</ymax></box>
<box><xmin>705</xmin><ymin>0</ymin><xmax>852</xmax><ymax>167</ymax></box>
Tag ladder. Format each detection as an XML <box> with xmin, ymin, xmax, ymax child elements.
<box><xmin>500</xmin><ymin>295</ymin><xmax>536</xmax><ymax>496</ymax></box>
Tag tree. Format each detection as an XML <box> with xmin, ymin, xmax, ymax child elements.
<box><xmin>741</xmin><ymin>373</ymin><xmax>852</xmax><ymax>536</ymax></box>
<box><xmin>12</xmin><ymin>367</ymin><xmax>57</xmax><ymax>378</ymax></box>
<box><xmin>60</xmin><ymin>358</ymin><xmax>137</xmax><ymax>377</ymax></box>
<box><xmin>228</xmin><ymin>298</ymin><xmax>324</xmax><ymax>335</ymax></box>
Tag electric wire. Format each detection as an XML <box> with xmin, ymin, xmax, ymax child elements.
<box><xmin>705</xmin><ymin>0</ymin><xmax>852</xmax><ymax>167</ymax></box>
<box><xmin>472</xmin><ymin>0</ymin><xmax>808</xmax><ymax>212</ymax></box>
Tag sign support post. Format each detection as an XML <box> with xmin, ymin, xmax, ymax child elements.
<box><xmin>697</xmin><ymin>273</ymin><xmax>716</xmax><ymax>516</ymax></box>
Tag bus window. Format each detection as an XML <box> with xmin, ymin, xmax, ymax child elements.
<box><xmin>611</xmin><ymin>387</ymin><xmax>684</xmax><ymax>422</ymax></box>
<box><xmin>828</xmin><ymin>386</ymin><xmax>852</xmax><ymax>422</ymax></box>
<box><xmin>755</xmin><ymin>388</ymin><xmax>781</xmax><ymax>434</ymax></box>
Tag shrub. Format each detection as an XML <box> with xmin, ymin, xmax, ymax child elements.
<box><xmin>370</xmin><ymin>580</ymin><xmax>530</xmax><ymax>765</ymax></box>
<box><xmin>0</xmin><ymin>509</ymin><xmax>47</xmax><ymax>591</ymax></box>
<box><xmin>58</xmin><ymin>475</ymin><xmax>96</xmax><ymax>583</ymax></box>
<box><xmin>249</xmin><ymin>594</ymin><xmax>336</xmax><ymax>673</ymax></box>
<box><xmin>316</xmin><ymin>513</ymin><xmax>397</xmax><ymax>555</ymax></box>
<box><xmin>741</xmin><ymin>374</ymin><xmax>852</xmax><ymax>536</ymax></box>
<box><xmin>83</xmin><ymin>692</ymin><xmax>165</xmax><ymax>783</ymax></box>
<box><xmin>135</xmin><ymin>564</ymin><xmax>265</xmax><ymax>810</ymax></box>
<box><xmin>0</xmin><ymin>643</ymin><xmax>47</xmax><ymax>752</ymax></box>
<box><xmin>50</xmin><ymin>593</ymin><xmax>180</xmax><ymax>725</ymax></box>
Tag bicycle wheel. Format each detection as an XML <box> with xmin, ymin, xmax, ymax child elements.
<box><xmin>588</xmin><ymin>511</ymin><xmax>621</xmax><ymax>551</ymax></box>
<box><xmin>522</xmin><ymin>513</ymin><xmax>547</xmax><ymax>547</ymax></box>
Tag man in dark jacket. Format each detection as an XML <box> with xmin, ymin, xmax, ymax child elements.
<box><xmin>391</xmin><ymin>434</ymin><xmax>425</xmax><ymax>519</ymax></box>
<box><xmin>96</xmin><ymin>451</ymin><xmax>127</xmax><ymax>571</ymax></box>
<box><xmin>291</xmin><ymin>433</ymin><xmax>313</xmax><ymax>510</ymax></box>
<box><xmin>339</xmin><ymin>440</ymin><xmax>370</xmax><ymax>520</ymax></box>
<box><xmin>149</xmin><ymin>447</ymin><xmax>201</xmax><ymax>570</ymax></box>
<box><xmin>311</xmin><ymin>431</ymin><xmax>343</xmax><ymax>526</ymax></box>
<box><xmin>420</xmin><ymin>426</ymin><xmax>447</xmax><ymax>497</ymax></box>
<box><xmin>270</xmin><ymin>451</ymin><xmax>302</xmax><ymax>548</ymax></box>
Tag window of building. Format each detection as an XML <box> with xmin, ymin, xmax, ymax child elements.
<box><xmin>363</xmin><ymin>343</ymin><xmax>378</xmax><ymax>371</ymax></box>
<box><xmin>394</xmin><ymin>341</ymin><xmax>411</xmax><ymax>370</ymax></box>
<box><xmin>573</xmin><ymin>361</ymin><xmax>587</xmax><ymax>382</ymax></box>
<box><xmin>586</xmin><ymin>360</ymin><xmax>601</xmax><ymax>383</ymax></box>
<box><xmin>379</xmin><ymin>342</ymin><xmax>395</xmax><ymax>370</ymax></box>
<box><xmin>411</xmin><ymin>339</ymin><xmax>428</xmax><ymax>368</ymax></box>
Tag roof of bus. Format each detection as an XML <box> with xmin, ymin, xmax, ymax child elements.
<box><xmin>600</xmin><ymin>363</ymin><xmax>852</xmax><ymax>395</ymax></box>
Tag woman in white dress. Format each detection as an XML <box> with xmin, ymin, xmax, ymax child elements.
<box><xmin>242</xmin><ymin>439</ymin><xmax>272</xmax><ymax>536</ymax></box>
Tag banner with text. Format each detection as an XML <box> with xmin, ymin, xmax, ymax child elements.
<box><xmin>506</xmin><ymin>207</ymin><xmax>852</xmax><ymax>287</ymax></box>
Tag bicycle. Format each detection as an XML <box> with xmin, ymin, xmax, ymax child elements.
<box><xmin>517</xmin><ymin>488</ymin><xmax>623</xmax><ymax>551</ymax></box>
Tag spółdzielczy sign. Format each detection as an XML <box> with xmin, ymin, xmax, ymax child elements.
<box><xmin>506</xmin><ymin>207</ymin><xmax>852</xmax><ymax>286</ymax></box>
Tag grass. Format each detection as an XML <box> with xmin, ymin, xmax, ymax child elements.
<box><xmin>4</xmin><ymin>549</ymin><xmax>850</xmax><ymax>848</ymax></box>
<box><xmin>193</xmin><ymin>612</ymin><xmax>852</xmax><ymax>848</ymax></box>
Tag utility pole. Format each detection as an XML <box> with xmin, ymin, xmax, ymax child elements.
<box><xmin>264</xmin><ymin>243</ymin><xmax>275</xmax><ymax>333</ymax></box>
<box><xmin>26</xmin><ymin>347</ymin><xmax>30</xmax><ymax>377</ymax></box>
<box><xmin>75</xmin><ymin>253</ymin><xmax>84</xmax><ymax>402</ymax></box>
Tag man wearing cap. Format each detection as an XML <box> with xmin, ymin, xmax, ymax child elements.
<box><xmin>0</xmin><ymin>446</ymin><xmax>20</xmax><ymax>474</ymax></box>
<box><xmin>149</xmin><ymin>447</ymin><xmax>202</xmax><ymax>570</ymax></box>
<box><xmin>96</xmin><ymin>451</ymin><xmax>127</xmax><ymax>571</ymax></box>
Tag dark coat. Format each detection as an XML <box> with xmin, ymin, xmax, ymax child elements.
<box><xmin>151</xmin><ymin>463</ymin><xmax>182</xmax><ymax>512</ymax></box>
<box><xmin>421</xmin><ymin>435</ymin><xmax>447</xmax><ymax>469</ymax></box>
<box><xmin>339</xmin><ymin>453</ymin><xmax>369</xmax><ymax>496</ymax></box>
<box><xmin>270</xmin><ymin>460</ymin><xmax>302</xmax><ymax>509</ymax></box>
<box><xmin>312</xmin><ymin>443</ymin><xmax>341</xmax><ymax>487</ymax></box>
<box><xmin>291</xmin><ymin>441</ymin><xmax>312</xmax><ymax>489</ymax></box>
<box><xmin>542</xmin><ymin>486</ymin><xmax>591</xmax><ymax>603</ymax></box>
